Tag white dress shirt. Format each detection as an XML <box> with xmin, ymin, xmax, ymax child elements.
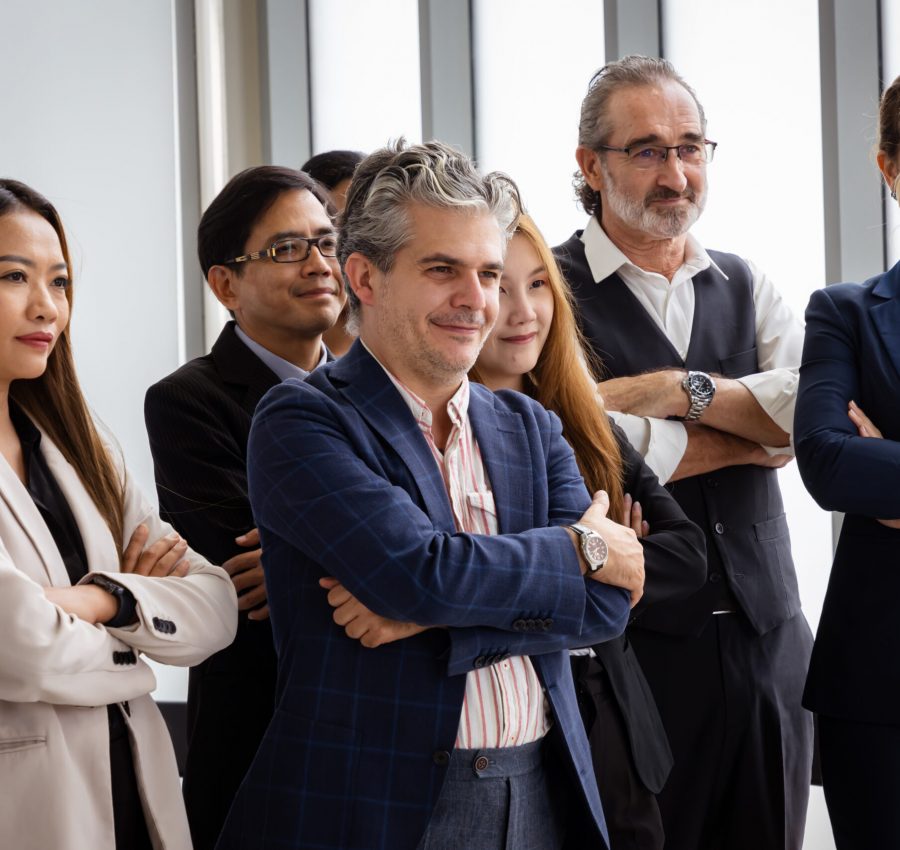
<box><xmin>580</xmin><ymin>216</ymin><xmax>804</xmax><ymax>482</ymax></box>
<box><xmin>234</xmin><ymin>323</ymin><xmax>328</xmax><ymax>381</ymax></box>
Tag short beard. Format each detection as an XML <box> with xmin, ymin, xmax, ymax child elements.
<box><xmin>601</xmin><ymin>163</ymin><xmax>706</xmax><ymax>239</ymax></box>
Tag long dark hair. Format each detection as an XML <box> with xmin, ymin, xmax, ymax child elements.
<box><xmin>1</xmin><ymin>179</ymin><xmax>125</xmax><ymax>553</ymax></box>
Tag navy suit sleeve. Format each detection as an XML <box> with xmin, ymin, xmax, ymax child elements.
<box><xmin>444</xmin><ymin>411</ymin><xmax>631</xmax><ymax>674</ymax></box>
<box><xmin>795</xmin><ymin>286</ymin><xmax>900</xmax><ymax>517</ymax></box>
<box><xmin>248</xmin><ymin>382</ymin><xmax>628</xmax><ymax>639</ymax></box>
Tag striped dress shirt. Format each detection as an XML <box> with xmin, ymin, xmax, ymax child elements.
<box><xmin>383</xmin><ymin>369</ymin><xmax>551</xmax><ymax>750</ymax></box>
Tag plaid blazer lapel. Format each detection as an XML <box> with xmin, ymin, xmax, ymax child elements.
<box><xmin>329</xmin><ymin>343</ymin><xmax>457</xmax><ymax>533</ymax></box>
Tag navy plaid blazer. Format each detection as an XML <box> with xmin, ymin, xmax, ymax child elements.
<box><xmin>216</xmin><ymin>341</ymin><xmax>630</xmax><ymax>850</ymax></box>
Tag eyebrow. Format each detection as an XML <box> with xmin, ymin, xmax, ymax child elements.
<box><xmin>266</xmin><ymin>226</ymin><xmax>335</xmax><ymax>243</ymax></box>
<box><xmin>418</xmin><ymin>253</ymin><xmax>504</xmax><ymax>271</ymax></box>
<box><xmin>625</xmin><ymin>131</ymin><xmax>705</xmax><ymax>147</ymax></box>
<box><xmin>0</xmin><ymin>254</ymin><xmax>67</xmax><ymax>272</ymax></box>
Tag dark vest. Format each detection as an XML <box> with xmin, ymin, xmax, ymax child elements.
<box><xmin>555</xmin><ymin>231</ymin><xmax>801</xmax><ymax>637</ymax></box>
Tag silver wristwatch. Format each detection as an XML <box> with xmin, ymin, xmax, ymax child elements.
<box><xmin>681</xmin><ymin>370</ymin><xmax>717</xmax><ymax>421</ymax></box>
<box><xmin>569</xmin><ymin>523</ymin><xmax>609</xmax><ymax>573</ymax></box>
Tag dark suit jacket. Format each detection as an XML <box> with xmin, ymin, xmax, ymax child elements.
<box><xmin>144</xmin><ymin>321</ymin><xmax>280</xmax><ymax>850</ymax></box>
<box><xmin>217</xmin><ymin>341</ymin><xmax>636</xmax><ymax>850</ymax></box>
<box><xmin>795</xmin><ymin>266</ymin><xmax>900</xmax><ymax>724</ymax></box>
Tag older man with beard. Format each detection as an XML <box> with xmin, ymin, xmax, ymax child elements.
<box><xmin>554</xmin><ymin>56</ymin><xmax>814</xmax><ymax>850</ymax></box>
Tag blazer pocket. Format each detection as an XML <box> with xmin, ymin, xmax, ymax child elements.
<box><xmin>753</xmin><ymin>513</ymin><xmax>800</xmax><ymax>604</ymax></box>
<box><xmin>754</xmin><ymin>513</ymin><xmax>789</xmax><ymax>542</ymax></box>
<box><xmin>0</xmin><ymin>736</ymin><xmax>46</xmax><ymax>754</ymax></box>
<box><xmin>719</xmin><ymin>346</ymin><xmax>758</xmax><ymax>378</ymax></box>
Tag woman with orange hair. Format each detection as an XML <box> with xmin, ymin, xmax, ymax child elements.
<box><xmin>472</xmin><ymin>214</ymin><xmax>705</xmax><ymax>850</ymax></box>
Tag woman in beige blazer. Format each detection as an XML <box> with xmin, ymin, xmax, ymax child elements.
<box><xmin>0</xmin><ymin>178</ymin><xmax>238</xmax><ymax>849</ymax></box>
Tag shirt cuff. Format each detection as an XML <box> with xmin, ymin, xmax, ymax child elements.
<box><xmin>737</xmin><ymin>367</ymin><xmax>798</xmax><ymax>455</ymax></box>
<box><xmin>606</xmin><ymin>410</ymin><xmax>687</xmax><ymax>483</ymax></box>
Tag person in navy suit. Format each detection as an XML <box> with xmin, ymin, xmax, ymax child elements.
<box><xmin>214</xmin><ymin>140</ymin><xmax>692</xmax><ymax>850</ymax></box>
<box><xmin>794</xmin><ymin>74</ymin><xmax>900</xmax><ymax>850</ymax></box>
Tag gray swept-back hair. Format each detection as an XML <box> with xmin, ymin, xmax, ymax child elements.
<box><xmin>338</xmin><ymin>139</ymin><xmax>521</xmax><ymax>327</ymax></box>
<box><xmin>574</xmin><ymin>55</ymin><xmax>707</xmax><ymax>216</ymax></box>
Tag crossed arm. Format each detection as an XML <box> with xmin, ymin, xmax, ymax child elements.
<box><xmin>600</xmin><ymin>369</ymin><xmax>793</xmax><ymax>482</ymax></box>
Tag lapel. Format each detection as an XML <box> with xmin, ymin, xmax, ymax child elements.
<box><xmin>328</xmin><ymin>343</ymin><xmax>457</xmax><ymax>533</ymax></box>
<box><xmin>467</xmin><ymin>387</ymin><xmax>532</xmax><ymax>534</ymax></box>
<box><xmin>211</xmin><ymin>322</ymin><xmax>281</xmax><ymax>415</ymax></box>
<box><xmin>0</xmin><ymin>424</ymin><xmax>91</xmax><ymax>587</ymax></box>
<box><xmin>871</xmin><ymin>266</ymin><xmax>900</xmax><ymax>379</ymax></box>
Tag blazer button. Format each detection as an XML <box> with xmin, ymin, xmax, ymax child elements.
<box><xmin>525</xmin><ymin>618</ymin><xmax>536</xmax><ymax>631</ymax></box>
<box><xmin>473</xmin><ymin>755</ymin><xmax>489</xmax><ymax>773</ymax></box>
<box><xmin>542</xmin><ymin>618</ymin><xmax>554</xmax><ymax>631</ymax></box>
<box><xmin>432</xmin><ymin>750</ymin><xmax>450</xmax><ymax>767</ymax></box>
<box><xmin>714</xmin><ymin>522</ymin><xmax>725</xmax><ymax>534</ymax></box>
<box><xmin>512</xmin><ymin>618</ymin><xmax>526</xmax><ymax>631</ymax></box>
<box><xmin>709</xmin><ymin>573</ymin><xmax>722</xmax><ymax>583</ymax></box>
<box><xmin>474</xmin><ymin>655</ymin><xmax>486</xmax><ymax>668</ymax></box>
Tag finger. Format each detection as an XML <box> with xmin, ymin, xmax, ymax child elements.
<box><xmin>121</xmin><ymin>524</ymin><xmax>149</xmax><ymax>573</ymax></box>
<box><xmin>147</xmin><ymin>540</ymin><xmax>189</xmax><ymax>577</ymax></box>
<box><xmin>630</xmin><ymin>588</ymin><xmax>643</xmax><ymax>608</ymax></box>
<box><xmin>231</xmin><ymin>566</ymin><xmax>265</xmax><ymax>594</ymax></box>
<box><xmin>620</xmin><ymin>493</ymin><xmax>633</xmax><ymax>527</ymax></box>
<box><xmin>235</xmin><ymin>527</ymin><xmax>261</xmax><ymax>547</ymax></box>
<box><xmin>133</xmin><ymin>533</ymin><xmax>182</xmax><ymax>576</ymax></box>
<box><xmin>326</xmin><ymin>585</ymin><xmax>353</xmax><ymax>608</ymax></box>
<box><xmin>343</xmin><ymin>613</ymin><xmax>370</xmax><ymax>638</ymax></box>
<box><xmin>641</xmin><ymin>520</ymin><xmax>650</xmax><ymax>537</ymax></box>
<box><xmin>319</xmin><ymin>577</ymin><xmax>341</xmax><ymax>590</ymax></box>
<box><xmin>333</xmin><ymin>599</ymin><xmax>364</xmax><ymax>627</ymax></box>
<box><xmin>237</xmin><ymin>584</ymin><xmax>268</xmax><ymax>610</ymax></box>
<box><xmin>247</xmin><ymin>604</ymin><xmax>270</xmax><ymax>621</ymax></box>
<box><xmin>171</xmin><ymin>560</ymin><xmax>191</xmax><ymax>578</ymax></box>
<box><xmin>630</xmin><ymin>500</ymin><xmax>643</xmax><ymax>536</ymax></box>
<box><xmin>224</xmin><ymin>551</ymin><xmax>262</xmax><ymax>577</ymax></box>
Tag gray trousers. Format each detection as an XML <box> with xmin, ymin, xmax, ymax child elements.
<box><xmin>417</xmin><ymin>739</ymin><xmax>567</xmax><ymax>850</ymax></box>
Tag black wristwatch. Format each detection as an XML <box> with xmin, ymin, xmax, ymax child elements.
<box><xmin>86</xmin><ymin>574</ymin><xmax>137</xmax><ymax>628</ymax></box>
<box><xmin>681</xmin><ymin>370</ymin><xmax>717</xmax><ymax>421</ymax></box>
<box><xmin>569</xmin><ymin>523</ymin><xmax>609</xmax><ymax>573</ymax></box>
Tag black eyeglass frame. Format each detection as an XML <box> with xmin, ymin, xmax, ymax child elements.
<box><xmin>596</xmin><ymin>140</ymin><xmax>718</xmax><ymax>165</ymax></box>
<box><xmin>223</xmin><ymin>234</ymin><xmax>338</xmax><ymax>266</ymax></box>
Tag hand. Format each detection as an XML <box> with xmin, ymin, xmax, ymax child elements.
<box><xmin>44</xmin><ymin>584</ymin><xmax>118</xmax><ymax>625</ymax></box>
<box><xmin>121</xmin><ymin>524</ymin><xmax>189</xmax><ymax>577</ymax></box>
<box><xmin>319</xmin><ymin>577</ymin><xmax>429</xmax><ymax>647</ymax></box>
<box><xmin>848</xmin><ymin>400</ymin><xmax>883</xmax><ymax>438</ymax></box>
<box><xmin>597</xmin><ymin>371</ymin><xmax>686</xmax><ymax>418</ymax></box>
<box><xmin>848</xmin><ymin>402</ymin><xmax>900</xmax><ymax>527</ymax></box>
<box><xmin>751</xmin><ymin>448</ymin><xmax>794</xmax><ymax>469</ymax></box>
<box><xmin>224</xmin><ymin>528</ymin><xmax>268</xmax><ymax>621</ymax></box>
<box><xmin>621</xmin><ymin>493</ymin><xmax>649</xmax><ymax>538</ymax></box>
<box><xmin>576</xmin><ymin>491</ymin><xmax>645</xmax><ymax>607</ymax></box>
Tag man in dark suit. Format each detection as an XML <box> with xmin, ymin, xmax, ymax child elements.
<box><xmin>216</xmin><ymin>141</ymin><xmax>661</xmax><ymax>850</ymax></box>
<box><xmin>144</xmin><ymin>166</ymin><xmax>343</xmax><ymax>849</ymax></box>
<box><xmin>553</xmin><ymin>57</ymin><xmax>814</xmax><ymax>850</ymax></box>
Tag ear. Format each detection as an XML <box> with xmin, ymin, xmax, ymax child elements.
<box><xmin>344</xmin><ymin>253</ymin><xmax>379</xmax><ymax>308</ymax></box>
<box><xmin>206</xmin><ymin>265</ymin><xmax>241</xmax><ymax>312</ymax></box>
<box><xmin>877</xmin><ymin>150</ymin><xmax>899</xmax><ymax>196</ymax></box>
<box><xmin>576</xmin><ymin>146</ymin><xmax>605</xmax><ymax>193</ymax></box>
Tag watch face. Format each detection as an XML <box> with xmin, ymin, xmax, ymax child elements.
<box><xmin>688</xmin><ymin>372</ymin><xmax>715</xmax><ymax>400</ymax></box>
<box><xmin>583</xmin><ymin>534</ymin><xmax>609</xmax><ymax>569</ymax></box>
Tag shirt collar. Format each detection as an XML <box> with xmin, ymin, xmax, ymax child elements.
<box><xmin>360</xmin><ymin>340</ymin><xmax>469</xmax><ymax>430</ymax></box>
<box><xmin>234</xmin><ymin>324</ymin><xmax>327</xmax><ymax>382</ymax></box>
<box><xmin>579</xmin><ymin>214</ymin><xmax>727</xmax><ymax>283</ymax></box>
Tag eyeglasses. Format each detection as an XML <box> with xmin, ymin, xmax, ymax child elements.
<box><xmin>224</xmin><ymin>234</ymin><xmax>338</xmax><ymax>265</ymax></box>
<box><xmin>597</xmin><ymin>140</ymin><xmax>718</xmax><ymax>169</ymax></box>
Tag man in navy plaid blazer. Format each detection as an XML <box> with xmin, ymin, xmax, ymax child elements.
<box><xmin>217</xmin><ymin>141</ymin><xmax>648</xmax><ymax>850</ymax></box>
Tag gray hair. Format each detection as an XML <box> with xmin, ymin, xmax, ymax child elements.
<box><xmin>338</xmin><ymin>139</ymin><xmax>522</xmax><ymax>329</ymax></box>
<box><xmin>574</xmin><ymin>55</ymin><xmax>707</xmax><ymax>216</ymax></box>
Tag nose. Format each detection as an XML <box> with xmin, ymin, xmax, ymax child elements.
<box><xmin>657</xmin><ymin>151</ymin><xmax>688</xmax><ymax>193</ymax></box>
<box><xmin>29</xmin><ymin>281</ymin><xmax>59</xmax><ymax>323</ymax></box>
<box><xmin>506</xmin><ymin>290</ymin><xmax>537</xmax><ymax>325</ymax></box>
<box><xmin>301</xmin><ymin>244</ymin><xmax>332</xmax><ymax>276</ymax></box>
<box><xmin>450</xmin><ymin>271</ymin><xmax>487</xmax><ymax>311</ymax></box>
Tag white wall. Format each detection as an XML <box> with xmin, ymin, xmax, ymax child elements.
<box><xmin>4</xmin><ymin>0</ymin><xmax>197</xmax><ymax>701</ymax></box>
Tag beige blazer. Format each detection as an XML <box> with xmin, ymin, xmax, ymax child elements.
<box><xmin>0</xmin><ymin>426</ymin><xmax>238</xmax><ymax>850</ymax></box>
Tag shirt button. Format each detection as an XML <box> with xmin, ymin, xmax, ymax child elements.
<box><xmin>714</xmin><ymin>522</ymin><xmax>725</xmax><ymax>534</ymax></box>
<box><xmin>473</xmin><ymin>755</ymin><xmax>489</xmax><ymax>772</ymax></box>
<box><xmin>432</xmin><ymin>750</ymin><xmax>450</xmax><ymax>767</ymax></box>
